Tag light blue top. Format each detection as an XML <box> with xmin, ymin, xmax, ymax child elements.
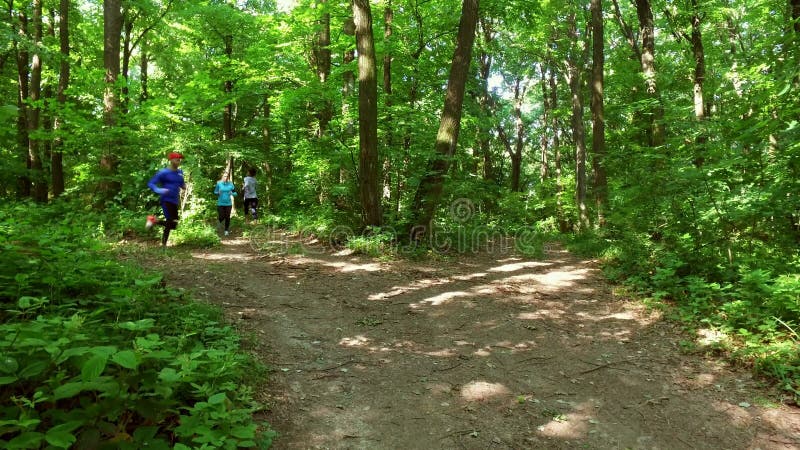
<box><xmin>214</xmin><ymin>181</ymin><xmax>237</xmax><ymax>206</ymax></box>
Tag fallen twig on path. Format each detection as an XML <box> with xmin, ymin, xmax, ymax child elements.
<box><xmin>577</xmin><ymin>359</ymin><xmax>631</xmax><ymax>374</ymax></box>
<box><xmin>433</xmin><ymin>362</ymin><xmax>463</xmax><ymax>372</ymax></box>
<box><xmin>516</xmin><ymin>355</ymin><xmax>553</xmax><ymax>365</ymax></box>
<box><xmin>319</xmin><ymin>359</ymin><xmax>356</xmax><ymax>371</ymax></box>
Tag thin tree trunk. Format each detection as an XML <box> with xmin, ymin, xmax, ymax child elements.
<box><xmin>16</xmin><ymin>6</ymin><xmax>31</xmax><ymax>198</ymax></box>
<box><xmin>223</xmin><ymin>34</ymin><xmax>234</xmax><ymax>140</ymax></box>
<box><xmin>353</xmin><ymin>0</ymin><xmax>382</xmax><ymax>227</ymax></box>
<box><xmin>383</xmin><ymin>2</ymin><xmax>396</xmax><ymax>216</ymax></box>
<box><xmin>477</xmin><ymin>17</ymin><xmax>495</xmax><ymax>182</ymax></box>
<box><xmin>262</xmin><ymin>95</ymin><xmax>273</xmax><ymax>210</ymax></box>
<box><xmin>549</xmin><ymin>61</ymin><xmax>567</xmax><ymax>232</ymax></box>
<box><xmin>100</xmin><ymin>0</ymin><xmax>123</xmax><ymax>200</ymax></box>
<box><xmin>28</xmin><ymin>0</ymin><xmax>46</xmax><ymax>202</ymax></box>
<box><xmin>410</xmin><ymin>0</ymin><xmax>479</xmax><ymax>237</ymax></box>
<box><xmin>690</xmin><ymin>0</ymin><xmax>708</xmax><ymax>166</ymax></box>
<box><xmin>52</xmin><ymin>0</ymin><xmax>68</xmax><ymax>196</ymax></box>
<box><xmin>313</xmin><ymin>0</ymin><xmax>331</xmax><ymax>136</ymax></box>
<box><xmin>140</xmin><ymin>37</ymin><xmax>149</xmax><ymax>102</ymax></box>
<box><xmin>635</xmin><ymin>0</ymin><xmax>664</xmax><ymax>146</ymax></box>
<box><xmin>539</xmin><ymin>65</ymin><xmax>550</xmax><ymax>180</ymax></box>
<box><xmin>567</xmin><ymin>11</ymin><xmax>589</xmax><ymax>230</ymax></box>
<box><xmin>590</xmin><ymin>0</ymin><xmax>607</xmax><ymax>225</ymax></box>
<box><xmin>122</xmin><ymin>15</ymin><xmax>132</xmax><ymax>114</ymax></box>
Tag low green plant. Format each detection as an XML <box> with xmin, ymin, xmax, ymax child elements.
<box><xmin>0</xmin><ymin>202</ymin><xmax>274</xmax><ymax>449</ymax></box>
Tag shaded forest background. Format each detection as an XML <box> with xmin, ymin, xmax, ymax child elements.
<box><xmin>0</xmin><ymin>0</ymin><xmax>798</xmax><ymax>447</ymax></box>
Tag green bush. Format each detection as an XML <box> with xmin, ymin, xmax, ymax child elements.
<box><xmin>0</xmin><ymin>202</ymin><xmax>274</xmax><ymax>449</ymax></box>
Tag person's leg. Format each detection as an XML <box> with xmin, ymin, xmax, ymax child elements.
<box><xmin>222</xmin><ymin>206</ymin><xmax>232</xmax><ymax>231</ymax></box>
<box><xmin>250</xmin><ymin>198</ymin><xmax>258</xmax><ymax>220</ymax></box>
<box><xmin>244</xmin><ymin>199</ymin><xmax>252</xmax><ymax>221</ymax></box>
<box><xmin>162</xmin><ymin>202</ymin><xmax>179</xmax><ymax>246</ymax></box>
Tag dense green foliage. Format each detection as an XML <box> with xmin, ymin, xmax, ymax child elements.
<box><xmin>2</xmin><ymin>0</ymin><xmax>799</xmax><ymax>434</ymax></box>
<box><xmin>0</xmin><ymin>202</ymin><xmax>275</xmax><ymax>448</ymax></box>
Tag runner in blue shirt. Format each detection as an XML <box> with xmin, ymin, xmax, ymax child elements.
<box><xmin>146</xmin><ymin>152</ymin><xmax>185</xmax><ymax>246</ymax></box>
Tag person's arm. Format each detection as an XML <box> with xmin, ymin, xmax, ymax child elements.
<box><xmin>213</xmin><ymin>182</ymin><xmax>220</xmax><ymax>196</ymax></box>
<box><xmin>147</xmin><ymin>170</ymin><xmax>167</xmax><ymax>195</ymax></box>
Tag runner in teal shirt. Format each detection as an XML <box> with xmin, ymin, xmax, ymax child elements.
<box><xmin>214</xmin><ymin>173</ymin><xmax>237</xmax><ymax>236</ymax></box>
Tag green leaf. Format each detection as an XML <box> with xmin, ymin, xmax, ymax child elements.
<box><xmin>111</xmin><ymin>350</ymin><xmax>139</xmax><ymax>370</ymax></box>
<box><xmin>0</xmin><ymin>356</ymin><xmax>19</xmax><ymax>374</ymax></box>
<box><xmin>230</xmin><ymin>425</ymin><xmax>256</xmax><ymax>439</ymax></box>
<box><xmin>208</xmin><ymin>392</ymin><xmax>227</xmax><ymax>404</ymax></box>
<box><xmin>6</xmin><ymin>431</ymin><xmax>44</xmax><ymax>449</ymax></box>
<box><xmin>132</xmin><ymin>426</ymin><xmax>159</xmax><ymax>441</ymax></box>
<box><xmin>18</xmin><ymin>361</ymin><xmax>47</xmax><ymax>379</ymax></box>
<box><xmin>158</xmin><ymin>367</ymin><xmax>181</xmax><ymax>383</ymax></box>
<box><xmin>81</xmin><ymin>354</ymin><xmax>108</xmax><ymax>381</ymax></box>
<box><xmin>53</xmin><ymin>382</ymin><xmax>85</xmax><ymax>400</ymax></box>
<box><xmin>45</xmin><ymin>422</ymin><xmax>82</xmax><ymax>449</ymax></box>
<box><xmin>118</xmin><ymin>319</ymin><xmax>156</xmax><ymax>331</ymax></box>
<box><xmin>0</xmin><ymin>376</ymin><xmax>18</xmax><ymax>385</ymax></box>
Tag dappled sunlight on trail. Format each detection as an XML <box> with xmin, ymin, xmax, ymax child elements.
<box><xmin>160</xmin><ymin>237</ymin><xmax>800</xmax><ymax>449</ymax></box>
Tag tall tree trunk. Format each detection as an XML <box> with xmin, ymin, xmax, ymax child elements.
<box><xmin>28</xmin><ymin>0</ymin><xmax>46</xmax><ymax>202</ymax></box>
<box><xmin>567</xmin><ymin>11</ymin><xmax>589</xmax><ymax>230</ymax></box>
<box><xmin>477</xmin><ymin>18</ymin><xmax>495</xmax><ymax>182</ymax></box>
<box><xmin>590</xmin><ymin>0</ymin><xmax>607</xmax><ymax>225</ymax></box>
<box><xmin>383</xmin><ymin>2</ymin><xmax>396</xmax><ymax>215</ymax></box>
<box><xmin>52</xmin><ymin>0</ymin><xmax>69</xmax><ymax>197</ymax></box>
<box><xmin>539</xmin><ymin>65</ymin><xmax>550</xmax><ymax>180</ymax></box>
<box><xmin>140</xmin><ymin>37</ymin><xmax>149</xmax><ymax>102</ymax></box>
<box><xmin>343</xmin><ymin>17</ymin><xmax>356</xmax><ymax>138</ymax></box>
<box><xmin>690</xmin><ymin>0</ymin><xmax>708</xmax><ymax>167</ymax></box>
<box><xmin>100</xmin><ymin>0</ymin><xmax>123</xmax><ymax>201</ymax></box>
<box><xmin>511</xmin><ymin>79</ymin><xmax>525</xmax><ymax>193</ymax></box>
<box><xmin>410</xmin><ymin>0</ymin><xmax>479</xmax><ymax>237</ymax></box>
<box><xmin>635</xmin><ymin>0</ymin><xmax>664</xmax><ymax>146</ymax></box>
<box><xmin>353</xmin><ymin>0</ymin><xmax>382</xmax><ymax>227</ymax></box>
<box><xmin>223</xmin><ymin>34</ymin><xmax>234</xmax><ymax>140</ymax></box>
<box><xmin>121</xmin><ymin>15</ymin><xmax>132</xmax><ymax>114</ymax></box>
<box><xmin>548</xmin><ymin>61</ymin><xmax>567</xmax><ymax>232</ymax></box>
<box><xmin>16</xmin><ymin>6</ymin><xmax>31</xmax><ymax>198</ymax></box>
<box><xmin>262</xmin><ymin>95</ymin><xmax>273</xmax><ymax>210</ymax></box>
<box><xmin>313</xmin><ymin>0</ymin><xmax>332</xmax><ymax>136</ymax></box>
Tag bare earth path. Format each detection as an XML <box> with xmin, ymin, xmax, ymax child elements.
<box><xmin>143</xmin><ymin>235</ymin><xmax>799</xmax><ymax>449</ymax></box>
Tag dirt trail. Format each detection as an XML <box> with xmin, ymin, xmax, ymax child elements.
<box><xmin>146</xmin><ymin>235</ymin><xmax>799</xmax><ymax>449</ymax></box>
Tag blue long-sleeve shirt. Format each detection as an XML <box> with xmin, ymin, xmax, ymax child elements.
<box><xmin>214</xmin><ymin>181</ymin><xmax>237</xmax><ymax>206</ymax></box>
<box><xmin>148</xmin><ymin>168</ymin><xmax>185</xmax><ymax>205</ymax></box>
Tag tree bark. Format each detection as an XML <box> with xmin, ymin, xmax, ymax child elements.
<box><xmin>100</xmin><ymin>0</ymin><xmax>123</xmax><ymax>200</ymax></box>
<box><xmin>312</xmin><ymin>0</ymin><xmax>332</xmax><ymax>136</ymax></box>
<box><xmin>477</xmin><ymin>17</ymin><xmax>495</xmax><ymax>182</ymax></box>
<box><xmin>28</xmin><ymin>0</ymin><xmax>46</xmax><ymax>202</ymax></box>
<box><xmin>567</xmin><ymin>11</ymin><xmax>589</xmax><ymax>230</ymax></box>
<box><xmin>353</xmin><ymin>0</ymin><xmax>382</xmax><ymax>227</ymax></box>
<box><xmin>635</xmin><ymin>0</ymin><xmax>664</xmax><ymax>146</ymax></box>
<box><xmin>52</xmin><ymin>0</ymin><xmax>69</xmax><ymax>197</ymax></box>
<box><xmin>410</xmin><ymin>0</ymin><xmax>479</xmax><ymax>237</ymax></box>
<box><xmin>590</xmin><ymin>0</ymin><xmax>607</xmax><ymax>225</ymax></box>
<box><xmin>16</xmin><ymin>6</ymin><xmax>31</xmax><ymax>197</ymax></box>
<box><xmin>223</xmin><ymin>34</ymin><xmax>235</xmax><ymax>140</ymax></box>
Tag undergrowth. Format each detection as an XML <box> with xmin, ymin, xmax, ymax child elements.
<box><xmin>569</xmin><ymin>231</ymin><xmax>800</xmax><ymax>401</ymax></box>
<box><xmin>0</xmin><ymin>201</ymin><xmax>275</xmax><ymax>449</ymax></box>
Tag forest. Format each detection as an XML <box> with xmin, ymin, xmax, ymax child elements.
<box><xmin>1</xmin><ymin>0</ymin><xmax>799</xmax><ymax>447</ymax></box>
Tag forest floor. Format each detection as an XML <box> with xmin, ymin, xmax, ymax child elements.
<box><xmin>137</xmin><ymin>229</ymin><xmax>800</xmax><ymax>450</ymax></box>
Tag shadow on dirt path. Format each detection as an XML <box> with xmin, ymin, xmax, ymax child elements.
<box><xmin>145</xmin><ymin>234</ymin><xmax>799</xmax><ymax>449</ymax></box>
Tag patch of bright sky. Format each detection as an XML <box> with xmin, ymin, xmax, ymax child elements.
<box><xmin>277</xmin><ymin>0</ymin><xmax>298</xmax><ymax>12</ymax></box>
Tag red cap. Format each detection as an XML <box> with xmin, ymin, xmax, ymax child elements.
<box><xmin>168</xmin><ymin>152</ymin><xmax>184</xmax><ymax>160</ymax></box>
